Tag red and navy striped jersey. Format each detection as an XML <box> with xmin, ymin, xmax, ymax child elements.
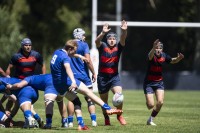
<box><xmin>98</xmin><ymin>42</ymin><xmax>124</xmax><ymax>77</ymax></box>
<box><xmin>144</xmin><ymin>52</ymin><xmax>172</xmax><ymax>82</ymax></box>
<box><xmin>9</xmin><ymin>50</ymin><xmax>44</xmax><ymax>79</ymax></box>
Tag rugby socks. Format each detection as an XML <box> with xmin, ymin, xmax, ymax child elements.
<box><xmin>46</xmin><ymin>114</ymin><xmax>52</xmax><ymax>124</ymax></box>
<box><xmin>0</xmin><ymin>111</ymin><xmax>6</xmax><ymax>121</ymax></box>
<box><xmin>102</xmin><ymin>104</ymin><xmax>111</xmax><ymax>110</ymax></box>
<box><xmin>77</xmin><ymin>116</ymin><xmax>84</xmax><ymax>127</ymax></box>
<box><xmin>90</xmin><ymin>113</ymin><xmax>96</xmax><ymax>122</ymax></box>
<box><xmin>149</xmin><ymin>109</ymin><xmax>158</xmax><ymax>122</ymax></box>
<box><xmin>24</xmin><ymin>110</ymin><xmax>32</xmax><ymax>119</ymax></box>
<box><xmin>33</xmin><ymin>113</ymin><xmax>40</xmax><ymax>121</ymax></box>
<box><xmin>62</xmin><ymin>117</ymin><xmax>68</xmax><ymax>124</ymax></box>
<box><xmin>68</xmin><ymin>116</ymin><xmax>74</xmax><ymax>124</ymax></box>
<box><xmin>151</xmin><ymin>109</ymin><xmax>158</xmax><ymax>117</ymax></box>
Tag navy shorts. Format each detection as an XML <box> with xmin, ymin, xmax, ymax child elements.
<box><xmin>143</xmin><ymin>81</ymin><xmax>164</xmax><ymax>94</ymax></box>
<box><xmin>97</xmin><ymin>74</ymin><xmax>121</xmax><ymax>94</ymax></box>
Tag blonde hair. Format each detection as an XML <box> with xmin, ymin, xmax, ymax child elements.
<box><xmin>64</xmin><ymin>39</ymin><xmax>77</xmax><ymax>50</ymax></box>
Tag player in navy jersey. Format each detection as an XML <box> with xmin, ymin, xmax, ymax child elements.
<box><xmin>50</xmin><ymin>39</ymin><xmax>123</xmax><ymax>130</ymax></box>
<box><xmin>6</xmin><ymin>38</ymin><xmax>46</xmax><ymax>79</ymax></box>
<box><xmin>6</xmin><ymin>74</ymin><xmax>68</xmax><ymax>129</ymax></box>
<box><xmin>0</xmin><ymin>77</ymin><xmax>39</xmax><ymax>128</ymax></box>
<box><xmin>4</xmin><ymin>38</ymin><xmax>45</xmax><ymax>125</ymax></box>
<box><xmin>143</xmin><ymin>39</ymin><xmax>184</xmax><ymax>126</ymax></box>
<box><xmin>66</xmin><ymin>28</ymin><xmax>97</xmax><ymax>127</ymax></box>
<box><xmin>95</xmin><ymin>20</ymin><xmax>127</xmax><ymax>126</ymax></box>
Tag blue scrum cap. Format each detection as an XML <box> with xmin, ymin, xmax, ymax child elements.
<box><xmin>21</xmin><ymin>38</ymin><xmax>32</xmax><ymax>46</ymax></box>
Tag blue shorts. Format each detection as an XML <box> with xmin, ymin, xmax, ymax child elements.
<box><xmin>75</xmin><ymin>75</ymin><xmax>92</xmax><ymax>88</ymax></box>
<box><xmin>143</xmin><ymin>81</ymin><xmax>164</xmax><ymax>94</ymax></box>
<box><xmin>17</xmin><ymin>86</ymin><xmax>39</xmax><ymax>106</ymax></box>
<box><xmin>44</xmin><ymin>84</ymin><xmax>58</xmax><ymax>95</ymax></box>
<box><xmin>54</xmin><ymin>78</ymin><xmax>81</xmax><ymax>95</ymax></box>
<box><xmin>97</xmin><ymin>74</ymin><xmax>121</xmax><ymax>94</ymax></box>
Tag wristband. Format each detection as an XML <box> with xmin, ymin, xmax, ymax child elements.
<box><xmin>78</xmin><ymin>55</ymin><xmax>83</xmax><ymax>58</ymax></box>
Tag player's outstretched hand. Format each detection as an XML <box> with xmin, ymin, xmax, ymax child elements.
<box><xmin>177</xmin><ymin>53</ymin><xmax>184</xmax><ymax>60</ymax></box>
<box><xmin>121</xmin><ymin>20</ymin><xmax>127</xmax><ymax>30</ymax></box>
<box><xmin>153</xmin><ymin>39</ymin><xmax>160</xmax><ymax>49</ymax></box>
<box><xmin>69</xmin><ymin>83</ymin><xmax>77</xmax><ymax>92</ymax></box>
<box><xmin>102</xmin><ymin>23</ymin><xmax>111</xmax><ymax>33</ymax></box>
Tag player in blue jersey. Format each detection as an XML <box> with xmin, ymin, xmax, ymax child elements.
<box><xmin>50</xmin><ymin>39</ymin><xmax>123</xmax><ymax>130</ymax></box>
<box><xmin>143</xmin><ymin>39</ymin><xmax>184</xmax><ymax>126</ymax></box>
<box><xmin>95</xmin><ymin>20</ymin><xmax>127</xmax><ymax>126</ymax></box>
<box><xmin>0</xmin><ymin>77</ymin><xmax>39</xmax><ymax>128</ymax></box>
<box><xmin>66</xmin><ymin>28</ymin><xmax>97</xmax><ymax>127</ymax></box>
<box><xmin>6</xmin><ymin>74</ymin><xmax>68</xmax><ymax>129</ymax></box>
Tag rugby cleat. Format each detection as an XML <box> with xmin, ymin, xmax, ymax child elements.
<box><xmin>78</xmin><ymin>125</ymin><xmax>90</xmax><ymax>131</ymax></box>
<box><xmin>104</xmin><ymin>119</ymin><xmax>111</xmax><ymax>126</ymax></box>
<box><xmin>43</xmin><ymin>123</ymin><xmax>52</xmax><ymax>129</ymax></box>
<box><xmin>147</xmin><ymin>121</ymin><xmax>156</xmax><ymax>126</ymax></box>
<box><xmin>68</xmin><ymin>122</ymin><xmax>73</xmax><ymax>128</ymax></box>
<box><xmin>117</xmin><ymin>115</ymin><xmax>127</xmax><ymax>125</ymax></box>
<box><xmin>91</xmin><ymin>120</ymin><xmax>97</xmax><ymax>127</ymax></box>
<box><xmin>106</xmin><ymin>108</ymin><xmax>123</xmax><ymax>115</ymax></box>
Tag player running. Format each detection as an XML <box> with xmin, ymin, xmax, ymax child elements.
<box><xmin>143</xmin><ymin>39</ymin><xmax>184</xmax><ymax>126</ymax></box>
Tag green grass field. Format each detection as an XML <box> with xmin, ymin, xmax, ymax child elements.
<box><xmin>1</xmin><ymin>90</ymin><xmax>200</xmax><ymax>133</ymax></box>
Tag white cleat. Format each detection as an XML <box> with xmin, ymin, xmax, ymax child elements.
<box><xmin>28</xmin><ymin>117</ymin><xmax>38</xmax><ymax>128</ymax></box>
<box><xmin>92</xmin><ymin>120</ymin><xmax>97</xmax><ymax>127</ymax></box>
<box><xmin>147</xmin><ymin>121</ymin><xmax>157</xmax><ymax>126</ymax></box>
<box><xmin>68</xmin><ymin>122</ymin><xmax>73</xmax><ymax>128</ymax></box>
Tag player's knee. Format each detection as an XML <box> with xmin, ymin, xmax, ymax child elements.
<box><xmin>146</xmin><ymin>102</ymin><xmax>154</xmax><ymax>109</ymax></box>
<box><xmin>157</xmin><ymin>100</ymin><xmax>164</xmax><ymax>107</ymax></box>
<box><xmin>84</xmin><ymin>97</ymin><xmax>95</xmax><ymax>107</ymax></box>
<box><xmin>45</xmin><ymin>98</ymin><xmax>54</xmax><ymax>106</ymax></box>
<box><xmin>72</xmin><ymin>97</ymin><xmax>82</xmax><ymax>110</ymax></box>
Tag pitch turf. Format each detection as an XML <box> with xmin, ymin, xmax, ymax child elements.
<box><xmin>0</xmin><ymin>90</ymin><xmax>200</xmax><ymax>133</ymax></box>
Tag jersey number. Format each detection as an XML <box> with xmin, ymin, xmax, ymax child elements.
<box><xmin>51</xmin><ymin>55</ymin><xmax>57</xmax><ymax>64</ymax></box>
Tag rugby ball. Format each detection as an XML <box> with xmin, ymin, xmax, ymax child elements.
<box><xmin>112</xmin><ymin>93</ymin><xmax>124</xmax><ymax>107</ymax></box>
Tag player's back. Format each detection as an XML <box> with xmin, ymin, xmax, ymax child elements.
<box><xmin>70</xmin><ymin>41</ymin><xmax>90</xmax><ymax>77</ymax></box>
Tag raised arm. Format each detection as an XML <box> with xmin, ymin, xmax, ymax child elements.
<box><xmin>95</xmin><ymin>23</ymin><xmax>111</xmax><ymax>48</ymax></box>
<box><xmin>6</xmin><ymin>64</ymin><xmax>14</xmax><ymax>77</ymax></box>
<box><xmin>170</xmin><ymin>53</ymin><xmax>184</xmax><ymax>64</ymax></box>
<box><xmin>148</xmin><ymin>39</ymin><xmax>160</xmax><ymax>60</ymax></box>
<box><xmin>0</xmin><ymin>67</ymin><xmax>7</xmax><ymax>77</ymax></box>
<box><xmin>120</xmin><ymin>20</ymin><xmax>128</xmax><ymax>46</ymax></box>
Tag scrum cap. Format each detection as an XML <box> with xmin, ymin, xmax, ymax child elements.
<box><xmin>158</xmin><ymin>41</ymin><xmax>163</xmax><ymax>49</ymax></box>
<box><xmin>106</xmin><ymin>32</ymin><xmax>117</xmax><ymax>40</ymax></box>
<box><xmin>21</xmin><ymin>38</ymin><xmax>32</xmax><ymax>46</ymax></box>
<box><xmin>73</xmin><ymin>28</ymin><xmax>85</xmax><ymax>40</ymax></box>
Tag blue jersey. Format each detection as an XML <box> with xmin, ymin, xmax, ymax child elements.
<box><xmin>70</xmin><ymin>40</ymin><xmax>92</xmax><ymax>87</ymax></box>
<box><xmin>70</xmin><ymin>40</ymin><xmax>90</xmax><ymax>78</ymax></box>
<box><xmin>24</xmin><ymin>74</ymin><xmax>58</xmax><ymax>95</ymax></box>
<box><xmin>50</xmin><ymin>49</ymin><xmax>81</xmax><ymax>95</ymax></box>
<box><xmin>0</xmin><ymin>77</ymin><xmax>38</xmax><ymax>105</ymax></box>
